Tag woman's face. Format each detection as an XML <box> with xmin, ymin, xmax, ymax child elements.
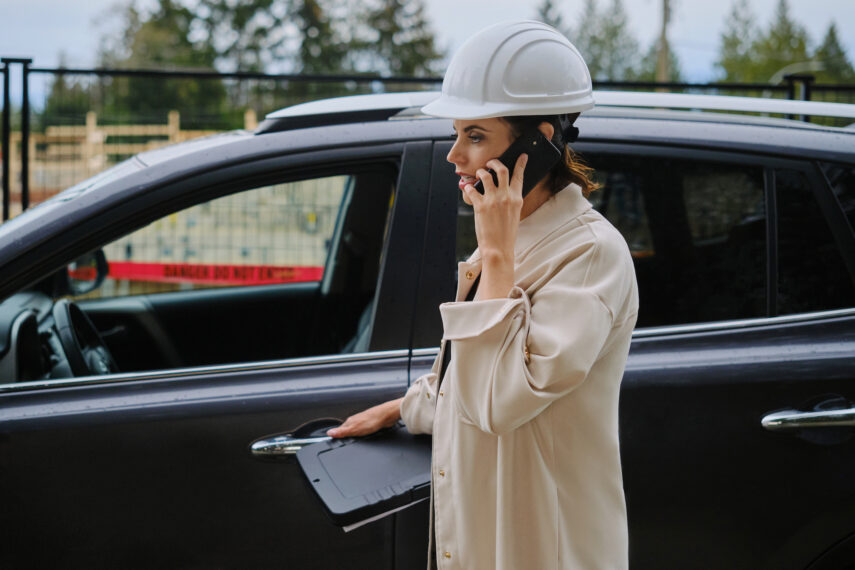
<box><xmin>447</xmin><ymin>118</ymin><xmax>515</xmax><ymax>205</ymax></box>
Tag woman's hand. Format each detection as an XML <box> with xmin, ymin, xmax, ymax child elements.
<box><xmin>327</xmin><ymin>397</ymin><xmax>403</xmax><ymax>438</ymax></box>
<box><xmin>462</xmin><ymin>153</ymin><xmax>528</xmax><ymax>300</ymax></box>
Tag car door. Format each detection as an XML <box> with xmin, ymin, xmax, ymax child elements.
<box><xmin>413</xmin><ymin>139</ymin><xmax>855</xmax><ymax>569</ymax></box>
<box><xmin>583</xmin><ymin>146</ymin><xmax>855</xmax><ymax>570</ymax></box>
<box><xmin>0</xmin><ymin>140</ymin><xmax>434</xmax><ymax>569</ymax></box>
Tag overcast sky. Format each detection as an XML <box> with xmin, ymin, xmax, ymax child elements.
<box><xmin>0</xmin><ymin>0</ymin><xmax>852</xmax><ymax>83</ymax></box>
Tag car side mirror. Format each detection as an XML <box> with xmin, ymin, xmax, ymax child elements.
<box><xmin>66</xmin><ymin>250</ymin><xmax>109</xmax><ymax>296</ymax></box>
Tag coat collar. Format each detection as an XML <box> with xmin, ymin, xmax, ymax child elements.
<box><xmin>455</xmin><ymin>183</ymin><xmax>592</xmax><ymax>301</ymax></box>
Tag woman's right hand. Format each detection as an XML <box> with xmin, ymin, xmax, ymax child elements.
<box><xmin>327</xmin><ymin>397</ymin><xmax>403</xmax><ymax>438</ymax></box>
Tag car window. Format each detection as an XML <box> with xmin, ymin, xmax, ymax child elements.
<box><xmin>776</xmin><ymin>168</ymin><xmax>855</xmax><ymax>315</ymax></box>
<box><xmin>456</xmin><ymin>153</ymin><xmax>767</xmax><ymax>328</ymax></box>
<box><xmin>821</xmin><ymin>162</ymin><xmax>855</xmax><ymax>237</ymax></box>
<box><xmin>590</xmin><ymin>155</ymin><xmax>766</xmax><ymax>328</ymax></box>
<box><xmin>75</xmin><ymin>176</ymin><xmax>350</xmax><ymax>298</ymax></box>
<box><xmin>52</xmin><ymin>165</ymin><xmax>399</xmax><ymax>377</ymax></box>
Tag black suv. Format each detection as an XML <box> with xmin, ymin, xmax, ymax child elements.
<box><xmin>1</xmin><ymin>91</ymin><xmax>854</xmax><ymax>569</ymax></box>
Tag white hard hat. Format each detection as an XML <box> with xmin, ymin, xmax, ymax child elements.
<box><xmin>422</xmin><ymin>20</ymin><xmax>594</xmax><ymax>119</ymax></box>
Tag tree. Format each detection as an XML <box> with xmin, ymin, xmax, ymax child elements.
<box><xmin>96</xmin><ymin>0</ymin><xmax>228</xmax><ymax>127</ymax></box>
<box><xmin>634</xmin><ymin>41</ymin><xmax>683</xmax><ymax>82</ymax></box>
<box><xmin>195</xmin><ymin>0</ymin><xmax>289</xmax><ymax>72</ymax></box>
<box><xmin>715</xmin><ymin>0</ymin><xmax>757</xmax><ymax>81</ymax></box>
<box><xmin>813</xmin><ymin>23</ymin><xmax>855</xmax><ymax>83</ymax></box>
<box><xmin>572</xmin><ymin>0</ymin><xmax>641</xmax><ymax>81</ymax></box>
<box><xmin>358</xmin><ymin>0</ymin><xmax>443</xmax><ymax>76</ymax></box>
<box><xmin>654</xmin><ymin>0</ymin><xmax>674</xmax><ymax>82</ymax></box>
<box><xmin>41</xmin><ymin>53</ymin><xmax>93</xmax><ymax>128</ymax></box>
<box><xmin>717</xmin><ymin>0</ymin><xmax>819</xmax><ymax>84</ymax></box>
<box><xmin>291</xmin><ymin>0</ymin><xmax>348</xmax><ymax>74</ymax></box>
<box><xmin>535</xmin><ymin>0</ymin><xmax>569</xmax><ymax>36</ymax></box>
<box><xmin>750</xmin><ymin>0</ymin><xmax>811</xmax><ymax>82</ymax></box>
<box><xmin>573</xmin><ymin>0</ymin><xmax>605</xmax><ymax>78</ymax></box>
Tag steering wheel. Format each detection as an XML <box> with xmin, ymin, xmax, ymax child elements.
<box><xmin>52</xmin><ymin>299</ymin><xmax>119</xmax><ymax>376</ymax></box>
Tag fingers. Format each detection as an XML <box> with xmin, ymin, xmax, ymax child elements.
<box><xmin>486</xmin><ymin>159</ymin><xmax>510</xmax><ymax>191</ymax></box>
<box><xmin>327</xmin><ymin>416</ymin><xmax>359</xmax><ymax>438</ymax></box>
<box><xmin>475</xmin><ymin>167</ymin><xmax>496</xmax><ymax>193</ymax></box>
<box><xmin>326</xmin><ymin>412</ymin><xmax>378</xmax><ymax>438</ymax></box>
<box><xmin>511</xmin><ymin>154</ymin><xmax>528</xmax><ymax>191</ymax></box>
<box><xmin>479</xmin><ymin>157</ymin><xmax>525</xmax><ymax>196</ymax></box>
<box><xmin>462</xmin><ymin>182</ymin><xmax>483</xmax><ymax>205</ymax></box>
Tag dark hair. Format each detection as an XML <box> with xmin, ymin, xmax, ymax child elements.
<box><xmin>501</xmin><ymin>114</ymin><xmax>600</xmax><ymax>198</ymax></box>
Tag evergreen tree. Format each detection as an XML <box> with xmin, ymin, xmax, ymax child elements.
<box><xmin>536</xmin><ymin>0</ymin><xmax>569</xmax><ymax>36</ymax></box>
<box><xmin>634</xmin><ymin>41</ymin><xmax>683</xmax><ymax>82</ymax></box>
<box><xmin>573</xmin><ymin>0</ymin><xmax>605</xmax><ymax>79</ymax></box>
<box><xmin>813</xmin><ymin>23</ymin><xmax>855</xmax><ymax>83</ymax></box>
<box><xmin>572</xmin><ymin>0</ymin><xmax>640</xmax><ymax>81</ymax></box>
<box><xmin>750</xmin><ymin>0</ymin><xmax>811</xmax><ymax>82</ymax></box>
<box><xmin>598</xmin><ymin>0</ymin><xmax>640</xmax><ymax>80</ymax></box>
<box><xmin>41</xmin><ymin>53</ymin><xmax>93</xmax><ymax>128</ymax></box>
<box><xmin>195</xmin><ymin>0</ymin><xmax>288</xmax><ymax>72</ymax></box>
<box><xmin>715</xmin><ymin>0</ymin><xmax>757</xmax><ymax>81</ymax></box>
<box><xmin>293</xmin><ymin>0</ymin><xmax>348</xmax><ymax>73</ymax></box>
<box><xmin>360</xmin><ymin>0</ymin><xmax>443</xmax><ymax>76</ymax></box>
<box><xmin>97</xmin><ymin>0</ymin><xmax>228</xmax><ymax>127</ymax></box>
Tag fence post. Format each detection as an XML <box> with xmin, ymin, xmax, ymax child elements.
<box><xmin>168</xmin><ymin>110</ymin><xmax>179</xmax><ymax>143</ymax></box>
<box><xmin>784</xmin><ymin>74</ymin><xmax>815</xmax><ymax>122</ymax></box>
<box><xmin>801</xmin><ymin>74</ymin><xmax>815</xmax><ymax>123</ymax></box>
<box><xmin>84</xmin><ymin>111</ymin><xmax>98</xmax><ymax>177</ymax></box>
<box><xmin>1</xmin><ymin>60</ymin><xmax>9</xmax><ymax>221</ymax></box>
<box><xmin>21</xmin><ymin>59</ymin><xmax>31</xmax><ymax>211</ymax></box>
<box><xmin>244</xmin><ymin>108</ymin><xmax>257</xmax><ymax>131</ymax></box>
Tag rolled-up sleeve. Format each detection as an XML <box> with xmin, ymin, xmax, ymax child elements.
<box><xmin>400</xmin><ymin>354</ymin><xmax>442</xmax><ymax>434</ymax></box>
<box><xmin>440</xmin><ymin>256</ymin><xmax>616</xmax><ymax>436</ymax></box>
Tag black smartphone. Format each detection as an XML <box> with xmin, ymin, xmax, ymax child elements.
<box><xmin>473</xmin><ymin>125</ymin><xmax>562</xmax><ymax>197</ymax></box>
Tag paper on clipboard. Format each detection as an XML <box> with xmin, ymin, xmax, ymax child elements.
<box><xmin>342</xmin><ymin>496</ymin><xmax>430</xmax><ymax>532</ymax></box>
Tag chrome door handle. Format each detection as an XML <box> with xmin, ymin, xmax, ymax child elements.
<box><xmin>250</xmin><ymin>434</ymin><xmax>332</xmax><ymax>457</ymax></box>
<box><xmin>761</xmin><ymin>408</ymin><xmax>855</xmax><ymax>431</ymax></box>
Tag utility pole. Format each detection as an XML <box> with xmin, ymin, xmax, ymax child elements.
<box><xmin>655</xmin><ymin>0</ymin><xmax>671</xmax><ymax>83</ymax></box>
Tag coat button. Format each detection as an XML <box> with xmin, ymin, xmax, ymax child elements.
<box><xmin>439</xmin><ymin>391</ymin><xmax>444</xmax><ymax>397</ymax></box>
<box><xmin>465</xmin><ymin>270</ymin><xmax>474</xmax><ymax>280</ymax></box>
<box><xmin>444</xmin><ymin>552</ymin><xmax>452</xmax><ymax>559</ymax></box>
<box><xmin>439</xmin><ymin>470</ymin><xmax>445</xmax><ymax>477</ymax></box>
<box><xmin>524</xmin><ymin>345</ymin><xmax>531</xmax><ymax>363</ymax></box>
<box><xmin>426</xmin><ymin>392</ymin><xmax>430</xmax><ymax>399</ymax></box>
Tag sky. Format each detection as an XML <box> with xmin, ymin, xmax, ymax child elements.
<box><xmin>0</xmin><ymin>0</ymin><xmax>852</xmax><ymax>84</ymax></box>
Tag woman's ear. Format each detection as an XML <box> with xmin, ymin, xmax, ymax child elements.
<box><xmin>537</xmin><ymin>121</ymin><xmax>555</xmax><ymax>141</ymax></box>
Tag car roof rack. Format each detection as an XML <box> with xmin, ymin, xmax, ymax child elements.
<box><xmin>594</xmin><ymin>90</ymin><xmax>855</xmax><ymax>120</ymax></box>
<box><xmin>256</xmin><ymin>90</ymin><xmax>855</xmax><ymax>135</ymax></box>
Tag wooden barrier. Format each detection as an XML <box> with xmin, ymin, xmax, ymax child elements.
<box><xmin>2</xmin><ymin>109</ymin><xmax>258</xmax><ymax>218</ymax></box>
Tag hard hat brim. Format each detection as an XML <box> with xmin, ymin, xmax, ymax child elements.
<box><xmin>422</xmin><ymin>94</ymin><xmax>595</xmax><ymax>120</ymax></box>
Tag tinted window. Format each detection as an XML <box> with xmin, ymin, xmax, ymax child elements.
<box><xmin>776</xmin><ymin>168</ymin><xmax>855</xmax><ymax>314</ymax></box>
<box><xmin>821</xmin><ymin>162</ymin><xmax>855</xmax><ymax>236</ymax></box>
<box><xmin>590</xmin><ymin>155</ymin><xmax>766</xmax><ymax>328</ymax></box>
<box><xmin>455</xmin><ymin>153</ymin><xmax>767</xmax><ymax>328</ymax></box>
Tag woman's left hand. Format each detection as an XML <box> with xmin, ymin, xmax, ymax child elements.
<box><xmin>462</xmin><ymin>153</ymin><xmax>528</xmax><ymax>299</ymax></box>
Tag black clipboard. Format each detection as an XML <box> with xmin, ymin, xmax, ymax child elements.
<box><xmin>296</xmin><ymin>424</ymin><xmax>431</xmax><ymax>530</ymax></box>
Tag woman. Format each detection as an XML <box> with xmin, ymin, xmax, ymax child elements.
<box><xmin>328</xmin><ymin>21</ymin><xmax>638</xmax><ymax>569</ymax></box>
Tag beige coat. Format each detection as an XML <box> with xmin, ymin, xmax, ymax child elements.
<box><xmin>400</xmin><ymin>183</ymin><xmax>639</xmax><ymax>570</ymax></box>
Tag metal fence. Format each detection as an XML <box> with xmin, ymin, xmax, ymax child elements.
<box><xmin>2</xmin><ymin>58</ymin><xmax>855</xmax><ymax>222</ymax></box>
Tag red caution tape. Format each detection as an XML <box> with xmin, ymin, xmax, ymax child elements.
<box><xmin>106</xmin><ymin>261</ymin><xmax>323</xmax><ymax>285</ymax></box>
